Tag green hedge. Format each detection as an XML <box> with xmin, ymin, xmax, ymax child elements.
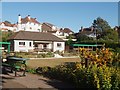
<box><xmin>76</xmin><ymin>41</ymin><xmax>120</xmax><ymax>50</ymax></box>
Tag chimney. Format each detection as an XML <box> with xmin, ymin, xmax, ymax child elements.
<box><xmin>28</xmin><ymin>15</ymin><xmax>30</xmax><ymax>20</ymax></box>
<box><xmin>91</xmin><ymin>26</ymin><xmax>94</xmax><ymax>32</ymax></box>
<box><xmin>80</xmin><ymin>26</ymin><xmax>83</xmax><ymax>32</ymax></box>
<box><xmin>18</xmin><ymin>14</ymin><xmax>21</xmax><ymax>24</ymax></box>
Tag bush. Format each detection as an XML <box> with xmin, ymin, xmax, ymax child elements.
<box><xmin>35</xmin><ymin>48</ymin><xmax>120</xmax><ymax>89</ymax></box>
<box><xmin>37</xmin><ymin>63</ymin><xmax>120</xmax><ymax>89</ymax></box>
<box><xmin>26</xmin><ymin>68</ymin><xmax>36</xmax><ymax>74</ymax></box>
<box><xmin>10</xmin><ymin>52</ymin><xmax>54</xmax><ymax>58</ymax></box>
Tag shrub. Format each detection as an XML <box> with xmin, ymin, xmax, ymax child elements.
<box><xmin>17</xmin><ymin>47</ymin><xmax>120</xmax><ymax>89</ymax></box>
<box><xmin>27</xmin><ymin>68</ymin><xmax>36</xmax><ymax>74</ymax></box>
<box><xmin>37</xmin><ymin>63</ymin><xmax>120</xmax><ymax>89</ymax></box>
<box><xmin>35</xmin><ymin>48</ymin><xmax>120</xmax><ymax>89</ymax></box>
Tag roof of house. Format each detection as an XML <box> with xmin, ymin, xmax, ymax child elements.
<box><xmin>79</xmin><ymin>28</ymin><xmax>95</xmax><ymax>35</ymax></box>
<box><xmin>43</xmin><ymin>22</ymin><xmax>55</xmax><ymax>27</ymax></box>
<box><xmin>21</xmin><ymin>16</ymin><xmax>40</xmax><ymax>24</ymax></box>
<box><xmin>42</xmin><ymin>22</ymin><xmax>58</xmax><ymax>32</ymax></box>
<box><xmin>62</xmin><ymin>28</ymin><xmax>74</xmax><ymax>33</ymax></box>
<box><xmin>1</xmin><ymin>28</ymin><xmax>9</xmax><ymax>30</ymax></box>
<box><xmin>8</xmin><ymin>31</ymin><xmax>64</xmax><ymax>42</ymax></box>
<box><xmin>1</xmin><ymin>22</ymin><xmax>16</xmax><ymax>27</ymax></box>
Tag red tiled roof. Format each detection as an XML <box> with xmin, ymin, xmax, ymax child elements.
<box><xmin>2</xmin><ymin>22</ymin><xmax>15</xmax><ymax>27</ymax></box>
<box><xmin>21</xmin><ymin>16</ymin><xmax>40</xmax><ymax>24</ymax></box>
<box><xmin>1</xmin><ymin>28</ymin><xmax>8</xmax><ymax>30</ymax></box>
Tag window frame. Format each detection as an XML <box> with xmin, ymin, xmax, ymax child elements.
<box><xmin>19</xmin><ymin>42</ymin><xmax>25</xmax><ymax>46</ymax></box>
<box><xmin>57</xmin><ymin>43</ymin><xmax>62</xmax><ymax>47</ymax></box>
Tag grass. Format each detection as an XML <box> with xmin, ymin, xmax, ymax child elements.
<box><xmin>27</xmin><ymin>57</ymin><xmax>80</xmax><ymax>68</ymax></box>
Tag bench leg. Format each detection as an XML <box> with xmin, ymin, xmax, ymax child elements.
<box><xmin>14</xmin><ymin>68</ymin><xmax>17</xmax><ymax>77</ymax></box>
<box><xmin>10</xmin><ymin>68</ymin><xmax>13</xmax><ymax>73</ymax></box>
<box><xmin>22</xmin><ymin>64</ymin><xmax>27</xmax><ymax>76</ymax></box>
<box><xmin>23</xmin><ymin>71</ymin><xmax>26</xmax><ymax>76</ymax></box>
<box><xmin>15</xmin><ymin>70</ymin><xmax>17</xmax><ymax>76</ymax></box>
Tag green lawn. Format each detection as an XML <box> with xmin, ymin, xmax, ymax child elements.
<box><xmin>27</xmin><ymin>57</ymin><xmax>80</xmax><ymax>68</ymax></box>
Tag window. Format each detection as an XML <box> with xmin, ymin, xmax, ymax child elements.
<box><xmin>43</xmin><ymin>44</ymin><xmax>47</xmax><ymax>49</ymax></box>
<box><xmin>57</xmin><ymin>43</ymin><xmax>62</xmax><ymax>47</ymax></box>
<box><xmin>29</xmin><ymin>42</ymin><xmax>32</xmax><ymax>47</ymax></box>
<box><xmin>19</xmin><ymin>42</ymin><xmax>25</xmax><ymax>46</ymax></box>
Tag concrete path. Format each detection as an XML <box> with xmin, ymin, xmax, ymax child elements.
<box><xmin>2</xmin><ymin>72</ymin><xmax>75</xmax><ymax>89</ymax></box>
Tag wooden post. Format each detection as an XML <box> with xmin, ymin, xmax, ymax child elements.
<box><xmin>8</xmin><ymin>44</ymin><xmax>10</xmax><ymax>54</ymax></box>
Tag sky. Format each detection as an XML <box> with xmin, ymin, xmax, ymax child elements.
<box><xmin>2</xmin><ymin>0</ymin><xmax>120</xmax><ymax>2</ymax></box>
<box><xmin>2</xmin><ymin>2</ymin><xmax>118</xmax><ymax>32</ymax></box>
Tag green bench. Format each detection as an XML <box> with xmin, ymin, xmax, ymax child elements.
<box><xmin>2</xmin><ymin>56</ymin><xmax>29</xmax><ymax>76</ymax></box>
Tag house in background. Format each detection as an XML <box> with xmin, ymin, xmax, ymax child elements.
<box><xmin>17</xmin><ymin>14</ymin><xmax>42</xmax><ymax>32</ymax></box>
<box><xmin>61</xmin><ymin>28</ymin><xmax>74</xmax><ymax>37</ymax></box>
<box><xmin>0</xmin><ymin>14</ymin><xmax>42</xmax><ymax>32</ymax></box>
<box><xmin>8</xmin><ymin>31</ymin><xmax>65</xmax><ymax>52</ymax></box>
<box><xmin>41</xmin><ymin>22</ymin><xmax>59</xmax><ymax>32</ymax></box>
<box><xmin>0</xmin><ymin>21</ymin><xmax>17</xmax><ymax>32</ymax></box>
<box><xmin>41</xmin><ymin>22</ymin><xmax>75</xmax><ymax>40</ymax></box>
<box><xmin>47</xmin><ymin>28</ymin><xmax>75</xmax><ymax>41</ymax></box>
<box><xmin>79</xmin><ymin>26</ymin><xmax>96</xmax><ymax>38</ymax></box>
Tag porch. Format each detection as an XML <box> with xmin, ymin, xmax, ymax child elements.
<box><xmin>33</xmin><ymin>41</ymin><xmax>53</xmax><ymax>52</ymax></box>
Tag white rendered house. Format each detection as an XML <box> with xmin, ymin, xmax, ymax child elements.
<box><xmin>8</xmin><ymin>31</ymin><xmax>65</xmax><ymax>52</ymax></box>
<box><xmin>17</xmin><ymin>14</ymin><xmax>42</xmax><ymax>32</ymax></box>
<box><xmin>0</xmin><ymin>22</ymin><xmax>17</xmax><ymax>32</ymax></box>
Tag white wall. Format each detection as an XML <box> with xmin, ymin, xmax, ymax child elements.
<box><xmin>64</xmin><ymin>33</ymin><xmax>69</xmax><ymax>37</ymax></box>
<box><xmin>13</xmin><ymin>40</ymin><xmax>65</xmax><ymax>52</ymax></box>
<box><xmin>17</xmin><ymin>22</ymin><xmax>42</xmax><ymax>32</ymax></box>
<box><xmin>14</xmin><ymin>40</ymin><xmax>34</xmax><ymax>52</ymax></box>
<box><xmin>1</xmin><ymin>24</ymin><xmax>17</xmax><ymax>31</ymax></box>
<box><xmin>53</xmin><ymin>42</ymin><xmax>65</xmax><ymax>52</ymax></box>
<box><xmin>52</xmin><ymin>26</ymin><xmax>56</xmax><ymax>31</ymax></box>
<box><xmin>47</xmin><ymin>43</ymin><xmax>52</xmax><ymax>49</ymax></box>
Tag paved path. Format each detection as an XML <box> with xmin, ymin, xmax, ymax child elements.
<box><xmin>2</xmin><ymin>72</ymin><xmax>75</xmax><ymax>89</ymax></box>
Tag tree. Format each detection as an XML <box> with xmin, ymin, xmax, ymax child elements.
<box><xmin>76</xmin><ymin>34</ymin><xmax>93</xmax><ymax>43</ymax></box>
<box><xmin>92</xmin><ymin>17</ymin><xmax>111</xmax><ymax>38</ymax></box>
<box><xmin>118</xmin><ymin>26</ymin><xmax>120</xmax><ymax>43</ymax></box>
<box><xmin>92</xmin><ymin>17</ymin><xmax>111</xmax><ymax>31</ymax></box>
<box><xmin>66</xmin><ymin>34</ymin><xmax>75</xmax><ymax>45</ymax></box>
<box><xmin>92</xmin><ymin>17</ymin><xmax>118</xmax><ymax>42</ymax></box>
<box><xmin>102</xmin><ymin>29</ymin><xmax>118</xmax><ymax>42</ymax></box>
<box><xmin>2</xmin><ymin>31</ymin><xmax>14</xmax><ymax>42</ymax></box>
